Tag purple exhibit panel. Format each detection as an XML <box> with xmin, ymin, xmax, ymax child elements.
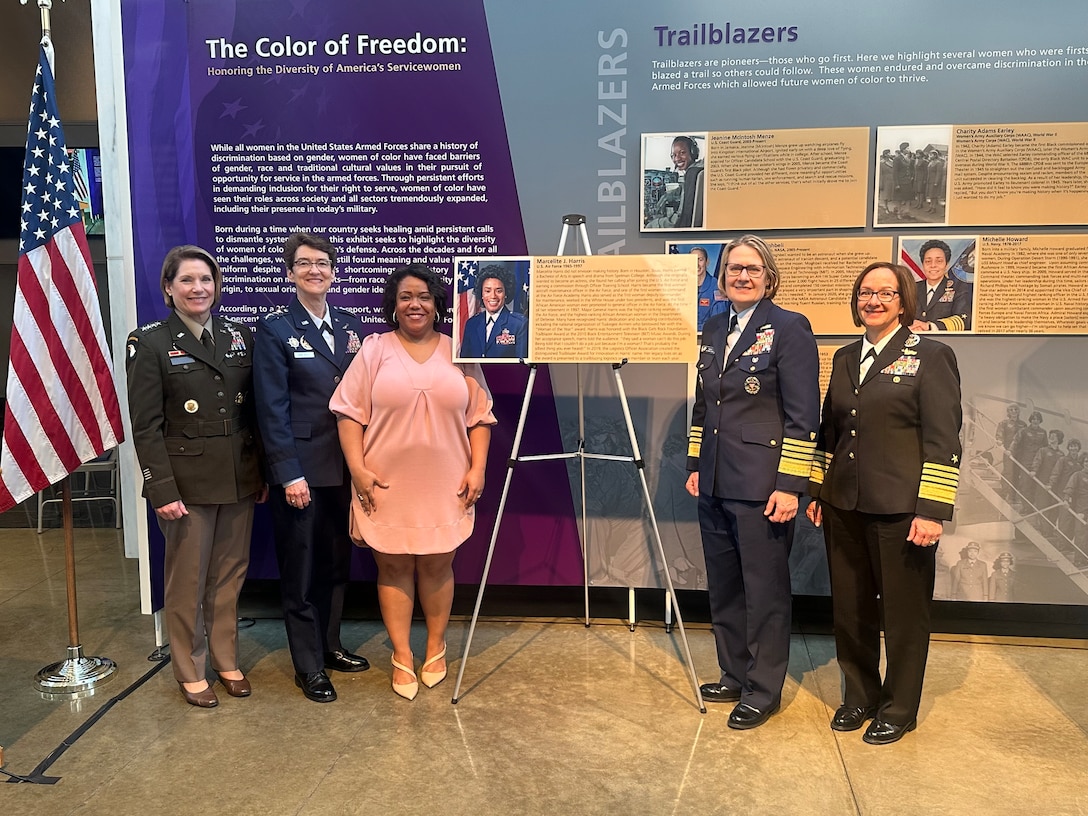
<box><xmin>121</xmin><ymin>0</ymin><xmax>583</xmax><ymax>594</ymax></box>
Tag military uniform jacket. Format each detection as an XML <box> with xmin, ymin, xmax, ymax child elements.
<box><xmin>460</xmin><ymin>308</ymin><xmax>528</xmax><ymax>359</ymax></box>
<box><xmin>126</xmin><ymin>313</ymin><xmax>262</xmax><ymax>508</ymax></box>
<box><xmin>253</xmin><ymin>300</ymin><xmax>366</xmax><ymax>487</ymax></box>
<box><xmin>687</xmin><ymin>299</ymin><xmax>820</xmax><ymax>501</ymax></box>
<box><xmin>809</xmin><ymin>326</ymin><xmax>962</xmax><ymax>520</ymax></box>
<box><xmin>915</xmin><ymin>276</ymin><xmax>972</xmax><ymax>332</ymax></box>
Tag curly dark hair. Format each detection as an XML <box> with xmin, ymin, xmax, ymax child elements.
<box><xmin>474</xmin><ymin>264</ymin><xmax>517</xmax><ymax>306</ymax></box>
<box><xmin>918</xmin><ymin>239</ymin><xmax>951</xmax><ymax>264</ymax></box>
<box><xmin>381</xmin><ymin>264</ymin><xmax>450</xmax><ymax>327</ymax></box>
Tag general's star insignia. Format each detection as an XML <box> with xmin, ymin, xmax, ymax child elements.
<box><xmin>951</xmin><ymin>453</ymin><xmax>959</xmax><ymax>464</ymax></box>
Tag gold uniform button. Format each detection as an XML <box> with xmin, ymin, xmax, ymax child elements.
<box><xmin>713</xmin><ymin>429</ymin><xmax>718</xmax><ymax>435</ymax></box>
<box><xmin>893</xmin><ymin>376</ymin><xmax>901</xmax><ymax>383</ymax></box>
<box><xmin>850</xmin><ymin>430</ymin><xmax>857</xmax><ymax>437</ymax></box>
<box><xmin>770</xmin><ymin>440</ymin><xmax>777</xmax><ymax>446</ymax></box>
<box><xmin>219</xmin><ymin>407</ymin><xmax>227</xmax><ymax>414</ymax></box>
<box><xmin>854</xmin><ymin>388</ymin><xmax>859</xmax><ymax>395</ymax></box>
<box><xmin>848</xmin><ymin>452</ymin><xmax>855</xmax><ymax>459</ymax></box>
<box><xmin>850</xmin><ymin>409</ymin><xmax>857</xmax><ymax>416</ymax></box>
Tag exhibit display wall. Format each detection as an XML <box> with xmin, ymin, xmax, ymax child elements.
<box><xmin>116</xmin><ymin>0</ymin><xmax>1088</xmax><ymax>610</ymax></box>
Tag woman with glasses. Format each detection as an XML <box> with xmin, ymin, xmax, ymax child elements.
<box><xmin>253</xmin><ymin>232</ymin><xmax>372</xmax><ymax>704</ymax></box>
<box><xmin>807</xmin><ymin>262</ymin><xmax>962</xmax><ymax>745</ymax></box>
<box><xmin>685</xmin><ymin>234</ymin><xmax>820</xmax><ymax>729</ymax></box>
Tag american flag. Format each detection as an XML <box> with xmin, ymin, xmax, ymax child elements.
<box><xmin>899</xmin><ymin>247</ymin><xmax>926</xmax><ymax>282</ymax></box>
<box><xmin>0</xmin><ymin>46</ymin><xmax>124</xmax><ymax>512</ymax></box>
<box><xmin>455</xmin><ymin>258</ymin><xmax>478</xmax><ymax>341</ymax></box>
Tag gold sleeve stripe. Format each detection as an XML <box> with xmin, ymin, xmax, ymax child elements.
<box><xmin>918</xmin><ymin>462</ymin><xmax>960</xmax><ymax>505</ymax></box>
<box><xmin>808</xmin><ymin>450</ymin><xmax>832</xmax><ymax>485</ymax></box>
<box><xmin>778</xmin><ymin>436</ymin><xmax>818</xmax><ymax>477</ymax></box>
<box><xmin>937</xmin><ymin>315</ymin><xmax>966</xmax><ymax>332</ymax></box>
<box><xmin>688</xmin><ymin>426</ymin><xmax>703</xmax><ymax>459</ymax></box>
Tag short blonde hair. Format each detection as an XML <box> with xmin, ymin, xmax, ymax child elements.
<box><xmin>718</xmin><ymin>234</ymin><xmax>781</xmax><ymax>300</ymax></box>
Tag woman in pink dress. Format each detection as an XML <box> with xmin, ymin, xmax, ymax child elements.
<box><xmin>331</xmin><ymin>264</ymin><xmax>495</xmax><ymax>700</ymax></box>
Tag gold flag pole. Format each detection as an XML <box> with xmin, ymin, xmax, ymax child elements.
<box><xmin>21</xmin><ymin>0</ymin><xmax>117</xmax><ymax>698</ymax></box>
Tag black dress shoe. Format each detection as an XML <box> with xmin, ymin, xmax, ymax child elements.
<box><xmin>862</xmin><ymin>718</ymin><xmax>916</xmax><ymax>745</ymax></box>
<box><xmin>699</xmin><ymin>683</ymin><xmax>742</xmax><ymax>703</ymax></box>
<box><xmin>831</xmin><ymin>705</ymin><xmax>876</xmax><ymax>732</ymax></box>
<box><xmin>727</xmin><ymin>702</ymin><xmax>779</xmax><ymax>730</ymax></box>
<box><xmin>295</xmin><ymin>670</ymin><xmax>337</xmax><ymax>703</ymax></box>
<box><xmin>324</xmin><ymin>650</ymin><xmax>371</xmax><ymax>673</ymax></box>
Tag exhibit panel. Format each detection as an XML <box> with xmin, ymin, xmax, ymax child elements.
<box><xmin>116</xmin><ymin>0</ymin><xmax>1088</xmax><ymax>608</ymax></box>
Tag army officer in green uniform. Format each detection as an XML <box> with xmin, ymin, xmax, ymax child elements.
<box><xmin>126</xmin><ymin>245</ymin><xmax>265</xmax><ymax>708</ymax></box>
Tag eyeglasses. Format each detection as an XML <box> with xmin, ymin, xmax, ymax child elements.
<box><xmin>725</xmin><ymin>264</ymin><xmax>766</xmax><ymax>278</ymax></box>
<box><xmin>857</xmin><ymin>289</ymin><xmax>899</xmax><ymax>302</ymax></box>
<box><xmin>293</xmin><ymin>259</ymin><xmax>332</xmax><ymax>272</ymax></box>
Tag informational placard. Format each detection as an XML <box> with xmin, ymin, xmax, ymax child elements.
<box><xmin>877</xmin><ymin>122</ymin><xmax>1088</xmax><ymax>228</ymax></box>
<box><xmin>526</xmin><ymin>254</ymin><xmax>697</xmax><ymax>363</ymax></box>
<box><xmin>950</xmin><ymin>122</ymin><xmax>1088</xmax><ymax>226</ymax></box>
<box><xmin>816</xmin><ymin>341</ymin><xmax>846</xmax><ymax>398</ymax></box>
<box><xmin>642</xmin><ymin>127</ymin><xmax>870</xmax><ymax>232</ymax></box>
<box><xmin>667</xmin><ymin>236</ymin><xmax>894</xmax><ymax>335</ymax></box>
<box><xmin>972</xmin><ymin>234</ymin><xmax>1088</xmax><ymax>334</ymax></box>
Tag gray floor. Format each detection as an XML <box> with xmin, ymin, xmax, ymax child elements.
<box><xmin>1</xmin><ymin>525</ymin><xmax>1087</xmax><ymax>816</ymax></box>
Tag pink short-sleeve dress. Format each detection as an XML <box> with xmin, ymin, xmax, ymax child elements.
<box><xmin>330</xmin><ymin>331</ymin><xmax>496</xmax><ymax>554</ymax></box>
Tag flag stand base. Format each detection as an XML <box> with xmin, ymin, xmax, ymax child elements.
<box><xmin>35</xmin><ymin>645</ymin><xmax>116</xmax><ymax>698</ymax></box>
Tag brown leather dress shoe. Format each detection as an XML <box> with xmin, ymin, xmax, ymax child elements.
<box><xmin>179</xmin><ymin>682</ymin><xmax>219</xmax><ymax>708</ymax></box>
<box><xmin>217</xmin><ymin>674</ymin><xmax>252</xmax><ymax>697</ymax></box>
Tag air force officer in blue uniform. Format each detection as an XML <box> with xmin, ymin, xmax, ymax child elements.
<box><xmin>685</xmin><ymin>234</ymin><xmax>820</xmax><ymax>729</ymax></box>
<box><xmin>459</xmin><ymin>264</ymin><xmax>528</xmax><ymax>359</ymax></box>
<box><xmin>253</xmin><ymin>233</ymin><xmax>371</xmax><ymax>703</ymax></box>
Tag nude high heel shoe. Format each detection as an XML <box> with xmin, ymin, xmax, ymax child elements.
<box><xmin>420</xmin><ymin>644</ymin><xmax>447</xmax><ymax>689</ymax></box>
<box><xmin>391</xmin><ymin>656</ymin><xmax>418</xmax><ymax>700</ymax></box>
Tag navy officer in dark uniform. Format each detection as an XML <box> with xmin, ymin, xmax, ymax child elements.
<box><xmin>911</xmin><ymin>239</ymin><xmax>972</xmax><ymax>332</ymax></box>
<box><xmin>126</xmin><ymin>245</ymin><xmax>265</xmax><ymax>708</ymax></box>
<box><xmin>253</xmin><ymin>232</ymin><xmax>371</xmax><ymax>703</ymax></box>
<box><xmin>685</xmin><ymin>234</ymin><xmax>820</xmax><ymax>729</ymax></box>
<box><xmin>808</xmin><ymin>262</ymin><xmax>962</xmax><ymax>744</ymax></box>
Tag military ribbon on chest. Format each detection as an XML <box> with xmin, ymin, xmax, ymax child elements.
<box><xmin>741</xmin><ymin>326</ymin><xmax>774</xmax><ymax>357</ymax></box>
<box><xmin>345</xmin><ymin>330</ymin><xmax>361</xmax><ymax>354</ymax></box>
<box><xmin>229</xmin><ymin>328</ymin><xmax>246</xmax><ymax>352</ymax></box>
<box><xmin>880</xmin><ymin>355</ymin><xmax>920</xmax><ymax>377</ymax></box>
